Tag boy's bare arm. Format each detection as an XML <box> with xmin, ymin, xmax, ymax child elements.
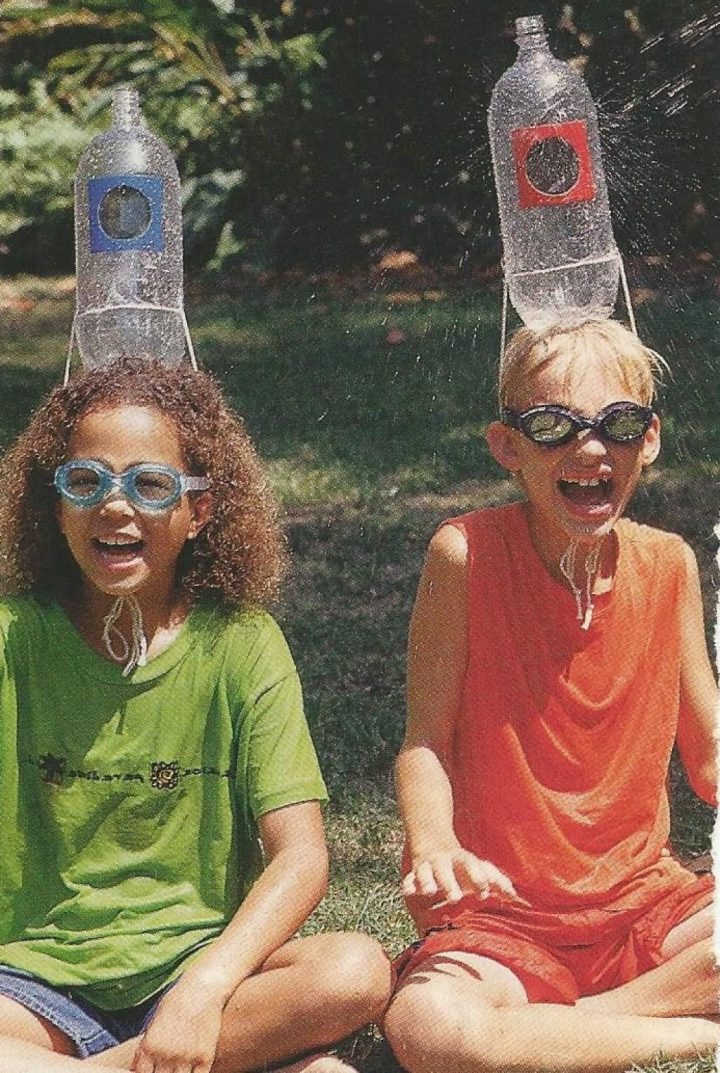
<box><xmin>131</xmin><ymin>800</ymin><xmax>328</xmax><ymax>1073</ymax></box>
<box><xmin>676</xmin><ymin>543</ymin><xmax>718</xmax><ymax>806</ymax></box>
<box><xmin>397</xmin><ymin>525</ymin><xmax>520</xmax><ymax>906</ymax></box>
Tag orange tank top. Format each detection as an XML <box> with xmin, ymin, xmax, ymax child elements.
<box><xmin>413</xmin><ymin>502</ymin><xmax>694</xmax><ymax>931</ymax></box>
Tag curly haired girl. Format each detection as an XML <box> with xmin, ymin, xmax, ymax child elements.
<box><xmin>0</xmin><ymin>357</ymin><xmax>391</xmax><ymax>1073</ymax></box>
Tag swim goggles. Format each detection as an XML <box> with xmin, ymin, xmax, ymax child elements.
<box><xmin>501</xmin><ymin>401</ymin><xmax>654</xmax><ymax>447</ymax></box>
<box><xmin>54</xmin><ymin>460</ymin><xmax>211</xmax><ymax>512</ymax></box>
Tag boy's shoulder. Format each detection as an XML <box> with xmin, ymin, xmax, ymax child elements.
<box><xmin>616</xmin><ymin>517</ymin><xmax>688</xmax><ymax>559</ymax></box>
<box><xmin>442</xmin><ymin>499</ymin><xmax>522</xmax><ymax>524</ymax></box>
<box><xmin>440</xmin><ymin>506</ymin><xmax>688</xmax><ymax>555</ymax></box>
<box><xmin>439</xmin><ymin>500</ymin><xmax>525</xmax><ymax>543</ymax></box>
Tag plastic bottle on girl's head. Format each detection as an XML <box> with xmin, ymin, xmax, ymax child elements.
<box><xmin>73</xmin><ymin>87</ymin><xmax>189</xmax><ymax>368</ymax></box>
<box><xmin>488</xmin><ymin>14</ymin><xmax>620</xmax><ymax>329</ymax></box>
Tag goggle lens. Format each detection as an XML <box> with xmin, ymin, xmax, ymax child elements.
<box><xmin>64</xmin><ymin>465</ymin><xmax>104</xmax><ymax>498</ymax></box>
<box><xmin>523</xmin><ymin>412</ymin><xmax>576</xmax><ymax>444</ymax></box>
<box><xmin>600</xmin><ymin>409</ymin><xmax>649</xmax><ymax>442</ymax></box>
<box><xmin>132</xmin><ymin>470</ymin><xmax>181</xmax><ymax>504</ymax></box>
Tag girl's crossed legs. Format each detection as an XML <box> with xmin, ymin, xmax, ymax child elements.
<box><xmin>0</xmin><ymin>932</ymin><xmax>392</xmax><ymax>1073</ymax></box>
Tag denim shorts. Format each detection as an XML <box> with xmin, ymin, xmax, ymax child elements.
<box><xmin>0</xmin><ymin>967</ymin><xmax>164</xmax><ymax>1057</ymax></box>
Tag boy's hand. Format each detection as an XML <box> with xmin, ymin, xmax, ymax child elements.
<box><xmin>131</xmin><ymin>985</ymin><xmax>224</xmax><ymax>1073</ymax></box>
<box><xmin>403</xmin><ymin>848</ymin><xmax>528</xmax><ymax>906</ymax></box>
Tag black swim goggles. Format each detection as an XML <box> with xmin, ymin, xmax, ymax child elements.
<box><xmin>501</xmin><ymin>401</ymin><xmax>654</xmax><ymax>447</ymax></box>
<box><xmin>54</xmin><ymin>460</ymin><xmax>211</xmax><ymax>513</ymax></box>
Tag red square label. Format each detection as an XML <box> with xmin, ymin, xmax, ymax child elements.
<box><xmin>511</xmin><ymin>120</ymin><xmax>595</xmax><ymax>209</ymax></box>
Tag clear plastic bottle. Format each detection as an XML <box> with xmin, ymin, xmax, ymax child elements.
<box><xmin>488</xmin><ymin>15</ymin><xmax>620</xmax><ymax>328</ymax></box>
<box><xmin>73</xmin><ymin>87</ymin><xmax>188</xmax><ymax>367</ymax></box>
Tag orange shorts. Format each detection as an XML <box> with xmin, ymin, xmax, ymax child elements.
<box><xmin>394</xmin><ymin>873</ymin><xmax>713</xmax><ymax>1005</ymax></box>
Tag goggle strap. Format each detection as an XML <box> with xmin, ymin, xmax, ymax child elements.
<box><xmin>62</xmin><ymin>308</ymin><xmax>198</xmax><ymax>382</ymax></box>
<box><xmin>500</xmin><ymin>277</ymin><xmax>509</xmax><ymax>366</ymax></box>
<box><xmin>184</xmin><ymin>476</ymin><xmax>210</xmax><ymax>492</ymax></box>
<box><xmin>618</xmin><ymin>257</ymin><xmax>637</xmax><ymax>337</ymax></box>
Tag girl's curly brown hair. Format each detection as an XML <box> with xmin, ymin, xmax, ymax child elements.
<box><xmin>0</xmin><ymin>357</ymin><xmax>287</xmax><ymax>609</ymax></box>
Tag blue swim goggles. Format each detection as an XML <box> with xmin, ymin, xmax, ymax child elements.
<box><xmin>54</xmin><ymin>460</ymin><xmax>211</xmax><ymax>513</ymax></box>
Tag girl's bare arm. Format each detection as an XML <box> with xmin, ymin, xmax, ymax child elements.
<box><xmin>132</xmin><ymin>800</ymin><xmax>328</xmax><ymax>1073</ymax></box>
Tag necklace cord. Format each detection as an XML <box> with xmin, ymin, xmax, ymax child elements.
<box><xmin>101</xmin><ymin>595</ymin><xmax>148</xmax><ymax>676</ymax></box>
<box><xmin>559</xmin><ymin>541</ymin><xmax>602</xmax><ymax>630</ymax></box>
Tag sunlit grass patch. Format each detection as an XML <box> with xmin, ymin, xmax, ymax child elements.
<box><xmin>268</xmin><ymin>456</ymin><xmax>365</xmax><ymax>504</ymax></box>
<box><xmin>305</xmin><ymin>789</ymin><xmax>413</xmax><ymax>956</ymax></box>
<box><xmin>631</xmin><ymin>1055</ymin><xmax>718</xmax><ymax>1073</ymax></box>
<box><xmin>193</xmin><ymin>319</ymin><xmax>276</xmax><ymax>354</ymax></box>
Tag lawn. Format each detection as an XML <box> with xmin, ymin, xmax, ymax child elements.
<box><xmin>0</xmin><ymin>276</ymin><xmax>717</xmax><ymax>1072</ymax></box>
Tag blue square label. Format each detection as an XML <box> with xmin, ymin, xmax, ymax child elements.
<box><xmin>88</xmin><ymin>174</ymin><xmax>165</xmax><ymax>253</ymax></box>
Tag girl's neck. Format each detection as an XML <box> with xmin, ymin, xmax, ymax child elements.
<box><xmin>63</xmin><ymin>586</ymin><xmax>188</xmax><ymax>665</ymax></box>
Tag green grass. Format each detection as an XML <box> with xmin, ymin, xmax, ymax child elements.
<box><xmin>0</xmin><ymin>278</ymin><xmax>717</xmax><ymax>1072</ymax></box>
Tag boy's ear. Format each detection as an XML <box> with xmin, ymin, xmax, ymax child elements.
<box><xmin>641</xmin><ymin>414</ymin><xmax>661</xmax><ymax>467</ymax></box>
<box><xmin>486</xmin><ymin>420</ymin><xmax>523</xmax><ymax>473</ymax></box>
<box><xmin>187</xmin><ymin>492</ymin><xmax>212</xmax><ymax>539</ymax></box>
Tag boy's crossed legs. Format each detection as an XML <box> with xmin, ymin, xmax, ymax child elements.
<box><xmin>0</xmin><ymin>932</ymin><xmax>392</xmax><ymax>1073</ymax></box>
<box><xmin>384</xmin><ymin>903</ymin><xmax>719</xmax><ymax>1073</ymax></box>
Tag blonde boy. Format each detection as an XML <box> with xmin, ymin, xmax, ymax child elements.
<box><xmin>384</xmin><ymin>320</ymin><xmax>718</xmax><ymax>1071</ymax></box>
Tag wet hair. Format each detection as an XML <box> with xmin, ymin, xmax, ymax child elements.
<box><xmin>0</xmin><ymin>357</ymin><xmax>287</xmax><ymax>609</ymax></box>
<box><xmin>499</xmin><ymin>320</ymin><xmax>667</xmax><ymax>410</ymax></box>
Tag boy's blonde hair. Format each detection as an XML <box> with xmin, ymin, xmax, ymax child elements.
<box><xmin>499</xmin><ymin>320</ymin><xmax>666</xmax><ymax>410</ymax></box>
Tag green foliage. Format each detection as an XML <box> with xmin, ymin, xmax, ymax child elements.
<box><xmin>0</xmin><ymin>80</ymin><xmax>88</xmax><ymax>239</ymax></box>
<box><xmin>0</xmin><ymin>0</ymin><xmax>334</xmax><ymax>270</ymax></box>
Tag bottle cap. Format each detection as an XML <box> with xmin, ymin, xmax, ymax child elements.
<box><xmin>111</xmin><ymin>86</ymin><xmax>143</xmax><ymax>128</ymax></box>
<box><xmin>515</xmin><ymin>15</ymin><xmax>545</xmax><ymax>36</ymax></box>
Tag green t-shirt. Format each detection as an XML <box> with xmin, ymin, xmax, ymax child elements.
<box><xmin>0</xmin><ymin>597</ymin><xmax>327</xmax><ymax>1008</ymax></box>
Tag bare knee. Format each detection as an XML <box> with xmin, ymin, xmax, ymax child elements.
<box><xmin>680</xmin><ymin>937</ymin><xmax>717</xmax><ymax>983</ymax></box>
<box><xmin>661</xmin><ymin>905</ymin><xmax>715</xmax><ymax>962</ymax></box>
<box><xmin>660</xmin><ymin>932</ymin><xmax>718</xmax><ymax>990</ymax></box>
<box><xmin>320</xmin><ymin>932</ymin><xmax>393</xmax><ymax>1020</ymax></box>
<box><xmin>279</xmin><ymin>932</ymin><xmax>392</xmax><ymax>1025</ymax></box>
<box><xmin>384</xmin><ymin>975</ymin><xmax>499</xmax><ymax>1073</ymax></box>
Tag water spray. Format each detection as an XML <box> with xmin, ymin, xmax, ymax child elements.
<box><xmin>488</xmin><ymin>15</ymin><xmax>636</xmax><ymax>347</ymax></box>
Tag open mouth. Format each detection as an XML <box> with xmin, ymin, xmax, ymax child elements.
<box><xmin>557</xmin><ymin>477</ymin><xmax>613</xmax><ymax>509</ymax></box>
<box><xmin>93</xmin><ymin>537</ymin><xmax>144</xmax><ymax>558</ymax></box>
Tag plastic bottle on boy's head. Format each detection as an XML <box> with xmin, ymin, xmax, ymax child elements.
<box><xmin>488</xmin><ymin>15</ymin><xmax>620</xmax><ymax>329</ymax></box>
<box><xmin>72</xmin><ymin>86</ymin><xmax>190</xmax><ymax>368</ymax></box>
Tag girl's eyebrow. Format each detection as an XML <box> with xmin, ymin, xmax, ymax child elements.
<box><xmin>65</xmin><ymin>456</ymin><xmax>172</xmax><ymax>470</ymax></box>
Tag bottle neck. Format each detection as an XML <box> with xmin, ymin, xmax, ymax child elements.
<box><xmin>111</xmin><ymin>88</ymin><xmax>144</xmax><ymax>128</ymax></box>
<box><xmin>515</xmin><ymin>15</ymin><xmax>549</xmax><ymax>54</ymax></box>
<box><xmin>516</xmin><ymin>30</ymin><xmax>549</xmax><ymax>54</ymax></box>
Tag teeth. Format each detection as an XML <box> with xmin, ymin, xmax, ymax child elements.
<box><xmin>99</xmin><ymin>537</ymin><xmax>140</xmax><ymax>547</ymax></box>
<box><xmin>563</xmin><ymin>478</ymin><xmax>605</xmax><ymax>487</ymax></box>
